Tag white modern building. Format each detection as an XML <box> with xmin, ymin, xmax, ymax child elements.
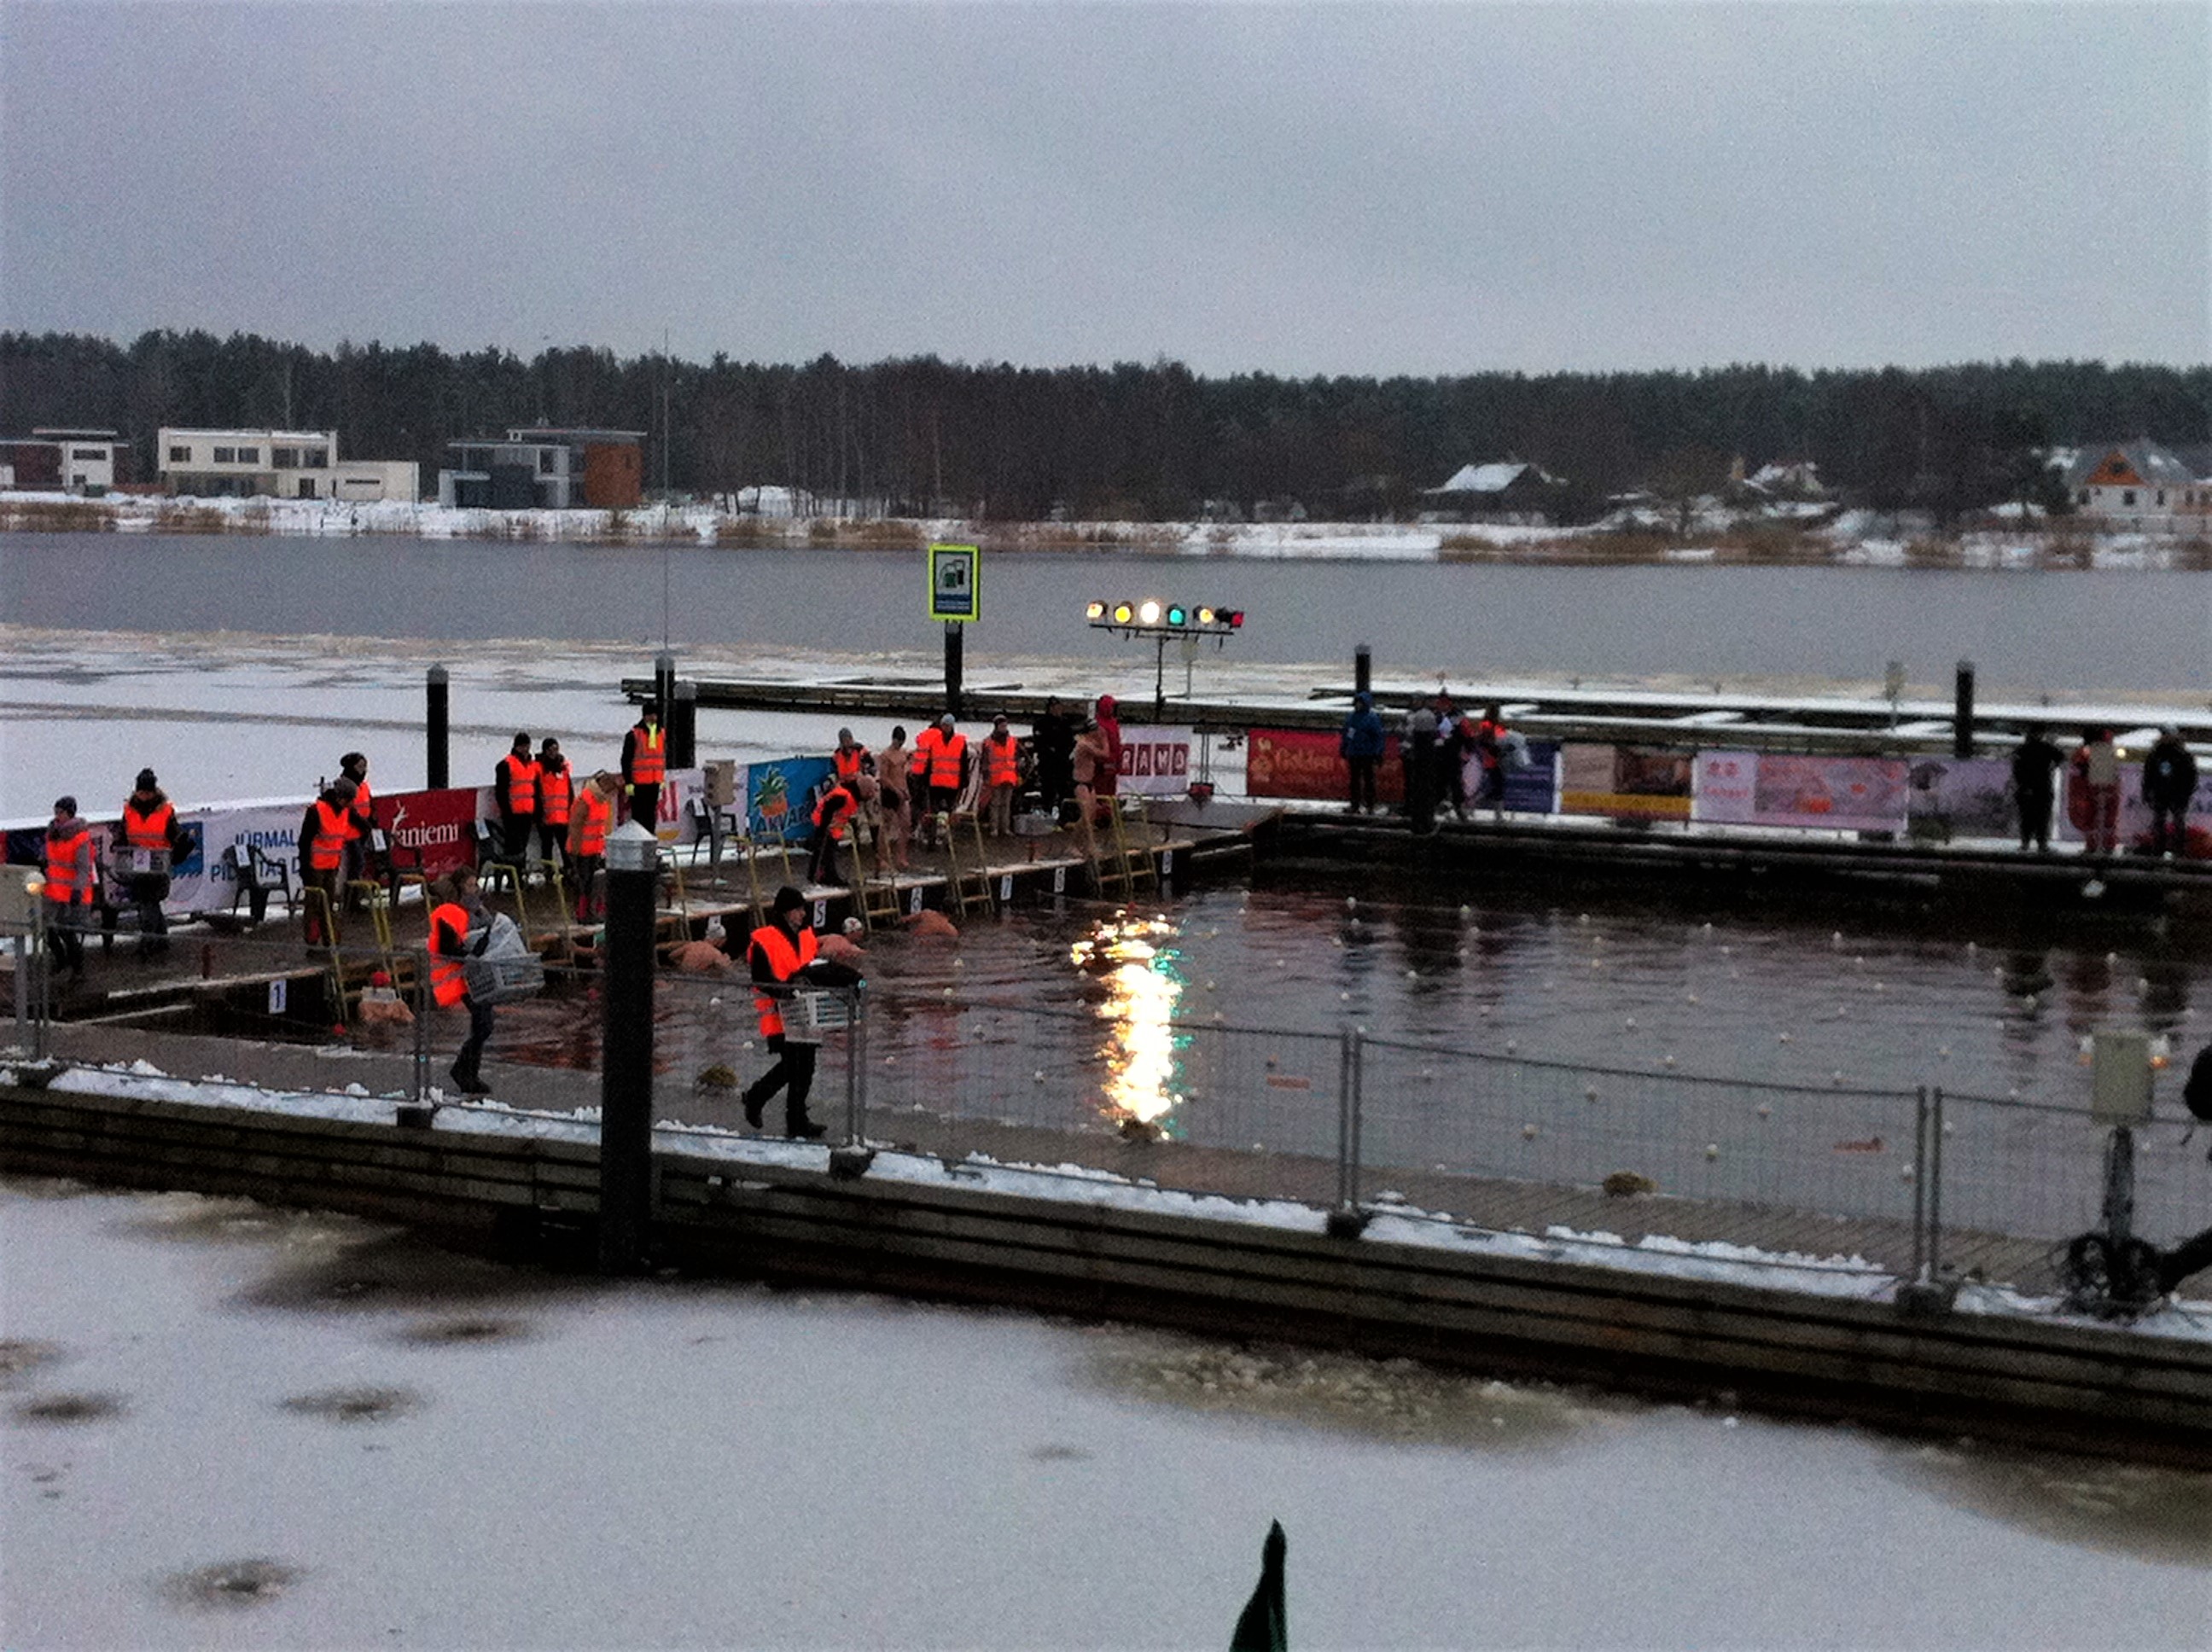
<box><xmin>158</xmin><ymin>428</ymin><xmax>419</xmax><ymax>501</ymax></box>
<box><xmin>2064</xmin><ymin>441</ymin><xmax>2212</xmax><ymax>529</ymax></box>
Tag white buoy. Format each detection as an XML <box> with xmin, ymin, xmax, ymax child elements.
<box><xmin>1704</xmin><ymin>1143</ymin><xmax>1720</xmax><ymax>1160</ymax></box>
<box><xmin>1346</xmin><ymin>896</ymin><xmax>1358</xmax><ymax>910</ymax></box>
<box><xmin>1459</xmin><ymin>905</ymin><xmax>1473</xmax><ymax>919</ymax></box>
<box><xmin>1755</xmin><ymin>1103</ymin><xmax>1772</xmax><ymax>1119</ymax></box>
<box><xmin>1662</xmin><ymin>1055</ymin><xmax>1676</xmax><ymax>1067</ymax></box>
<box><xmin>1033</xmin><ymin>1070</ymin><xmax>1045</xmax><ymax>1083</ymax></box>
<box><xmin>1522</xmin><ymin>1124</ymin><xmax>1539</xmax><ymax>1139</ymax></box>
<box><xmin>1505</xmin><ymin>1038</ymin><xmax>1517</xmax><ymax>1053</ymax></box>
<box><xmin>1778</xmin><ymin>1032</ymin><xmax>1793</xmax><ymax>1044</ymax></box>
<box><xmin>1585</xmin><ymin>1085</ymin><xmax>1599</xmax><ymax>1101</ymax></box>
<box><xmin>1624</xmin><ymin>1015</ymin><xmax>1638</xmax><ymax>1030</ymax></box>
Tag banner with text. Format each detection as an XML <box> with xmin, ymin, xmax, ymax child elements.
<box><xmin>1116</xmin><ymin>726</ymin><xmax>1196</xmax><ymax>797</ymax></box>
<box><xmin>1560</xmin><ymin>744</ymin><xmax>1693</xmax><ymax>821</ymax></box>
<box><xmin>1695</xmin><ymin>751</ymin><xmax>1911</xmax><ymax>834</ymax></box>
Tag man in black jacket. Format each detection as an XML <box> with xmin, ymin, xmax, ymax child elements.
<box><xmin>1033</xmin><ymin>697</ymin><xmax>1078</xmax><ymax>817</ymax></box>
<box><xmin>2143</xmin><ymin>726</ymin><xmax>2199</xmax><ymax>858</ymax></box>
<box><xmin>2009</xmin><ymin>724</ymin><xmax>2064</xmax><ymax>852</ymax></box>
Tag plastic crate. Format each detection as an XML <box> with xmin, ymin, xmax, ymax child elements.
<box><xmin>780</xmin><ymin>988</ymin><xmax>853</xmax><ymax>1044</ymax></box>
<box><xmin>463</xmin><ymin>951</ymin><xmax>545</xmax><ymax>1006</ymax></box>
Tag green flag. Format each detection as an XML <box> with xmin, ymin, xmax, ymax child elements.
<box><xmin>1229</xmin><ymin>1520</ymin><xmax>1287</xmax><ymax>1652</ymax></box>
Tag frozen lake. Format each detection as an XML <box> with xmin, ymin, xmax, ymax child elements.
<box><xmin>4</xmin><ymin>1178</ymin><xmax>2209</xmax><ymax>1649</ymax></box>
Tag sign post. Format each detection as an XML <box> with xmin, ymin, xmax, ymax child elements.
<box><xmin>928</xmin><ymin>544</ymin><xmax>980</xmax><ymax>718</ymax></box>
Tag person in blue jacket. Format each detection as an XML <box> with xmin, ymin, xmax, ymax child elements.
<box><xmin>1340</xmin><ymin>691</ymin><xmax>1385</xmax><ymax>816</ymax></box>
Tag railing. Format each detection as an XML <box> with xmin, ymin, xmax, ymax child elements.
<box><xmin>13</xmin><ymin>928</ymin><xmax>2208</xmax><ymax>1303</ymax></box>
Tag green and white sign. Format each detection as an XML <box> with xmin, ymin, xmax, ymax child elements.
<box><xmin>928</xmin><ymin>542</ymin><xmax>981</xmax><ymax>623</ymax></box>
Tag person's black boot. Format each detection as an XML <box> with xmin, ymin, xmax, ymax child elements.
<box><xmin>785</xmin><ymin>1112</ymin><xmax>827</xmax><ymax>1141</ymax></box>
<box><xmin>742</xmin><ymin>1085</ymin><xmax>767</xmax><ymax>1129</ymax></box>
<box><xmin>449</xmin><ymin>1057</ymin><xmax>491</xmax><ymax>1096</ymax></box>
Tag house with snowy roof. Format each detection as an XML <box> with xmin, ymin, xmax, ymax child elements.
<box><xmin>2064</xmin><ymin>441</ymin><xmax>2212</xmax><ymax>529</ymax></box>
<box><xmin>1422</xmin><ymin>460</ymin><xmax>1563</xmax><ymax>524</ymax></box>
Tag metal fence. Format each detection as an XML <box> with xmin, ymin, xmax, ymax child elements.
<box><xmin>9</xmin><ymin>910</ymin><xmax>2208</xmax><ymax>1299</ymax></box>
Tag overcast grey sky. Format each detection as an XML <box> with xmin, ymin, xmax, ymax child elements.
<box><xmin>3</xmin><ymin>2</ymin><xmax>2206</xmax><ymax>376</ymax></box>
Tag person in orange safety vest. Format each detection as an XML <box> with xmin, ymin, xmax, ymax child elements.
<box><xmin>535</xmin><ymin>737</ymin><xmax>573</xmax><ymax>875</ymax></box>
<box><xmin>565</xmin><ymin>771</ymin><xmax>617</xmax><ymax>921</ymax></box>
<box><xmin>742</xmin><ymin>886</ymin><xmax>830</xmax><ymax>1139</ymax></box>
<box><xmin>42</xmin><ymin>795</ymin><xmax>98</xmax><ymax>984</ymax></box>
<box><xmin>115</xmin><ymin>767</ymin><xmax>185</xmax><ymax>958</ymax></box>
<box><xmin>622</xmin><ymin>709</ymin><xmax>667</xmax><ymax>830</ymax></box>
<box><xmin>300</xmin><ymin>778</ymin><xmax>360</xmax><ymax>947</ymax></box>
<box><xmin>428</xmin><ymin>868</ymin><xmax>495</xmax><ymax>1095</ymax></box>
<box><xmin>981</xmin><ymin>714</ymin><xmax>1022</xmax><ymax>837</ymax></box>
<box><xmin>494</xmin><ymin>732</ymin><xmax>539</xmax><ymax>864</ymax></box>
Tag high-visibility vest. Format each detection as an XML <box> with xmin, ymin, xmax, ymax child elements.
<box><xmin>347</xmin><ymin>778</ymin><xmax>375</xmax><ymax>829</ymax></box>
<box><xmin>429</xmin><ymin>901</ymin><xmax>470</xmax><ymax>1008</ymax></box>
<box><xmin>308</xmin><ymin>799</ymin><xmax>355</xmax><ymax>872</ymax></box>
<box><xmin>499</xmin><ymin>754</ymin><xmax>539</xmax><ymax>814</ymax></box>
<box><xmin>123</xmin><ymin>798</ymin><xmax>175</xmax><ymax>850</ymax></box>
<box><xmin>630</xmin><ymin>724</ymin><xmax>667</xmax><ymax>785</ymax></box>
<box><xmin>538</xmin><ymin>764</ymin><xmax>573</xmax><ymax>826</ymax></box>
<box><xmin>983</xmin><ymin>734</ymin><xmax>1019</xmax><ymax>788</ymax></box>
<box><xmin>910</xmin><ymin>729</ymin><xmax>939</xmax><ymax>782</ymax></box>
<box><xmin>929</xmin><ymin>731</ymin><xmax>968</xmax><ymax>791</ymax></box>
<box><xmin>812</xmin><ymin>783</ymin><xmax>859</xmax><ymax>831</ymax></box>
<box><xmin>42</xmin><ymin>821</ymin><xmax>93</xmax><ymax>905</ymax></box>
<box><xmin>832</xmin><ymin>746</ymin><xmax>870</xmax><ymax>782</ymax></box>
<box><xmin>749</xmin><ymin>921</ymin><xmax>818</xmax><ymax>1038</ymax></box>
<box><xmin>572</xmin><ymin>787</ymin><xmax>611</xmax><ymax>856</ymax></box>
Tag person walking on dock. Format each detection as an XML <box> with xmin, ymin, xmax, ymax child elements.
<box><xmin>429</xmin><ymin>869</ymin><xmax>495</xmax><ymax>1096</ymax></box>
<box><xmin>494</xmin><ymin>733</ymin><xmax>539</xmax><ymax>866</ymax></box>
<box><xmin>535</xmin><ymin>738</ymin><xmax>573</xmax><ymax>876</ymax></box>
<box><xmin>806</xmin><ymin>774</ymin><xmax>870</xmax><ymax>887</ymax></box>
<box><xmin>877</xmin><ymin>726</ymin><xmax>914</xmax><ymax>872</ymax></box>
<box><xmin>2143</xmin><ymin>726</ymin><xmax>2198</xmax><ymax>858</ymax></box>
<box><xmin>300</xmin><ymin>778</ymin><xmax>360</xmax><ymax>947</ymax></box>
<box><xmin>742</xmin><ymin>886</ymin><xmax>831</xmax><ymax>1139</ymax></box>
<box><xmin>1339</xmin><ymin>692</ymin><xmax>1383</xmax><ymax>815</ymax></box>
<box><xmin>114</xmin><ymin>769</ymin><xmax>185</xmax><ymax>960</ymax></box>
<box><xmin>981</xmin><ymin>715</ymin><xmax>1021</xmax><ymax>835</ymax></box>
<box><xmin>622</xmin><ymin>706</ymin><xmax>668</xmax><ymax>832</ymax></box>
<box><xmin>1033</xmin><ymin>697</ymin><xmax>1077</xmax><ymax>819</ymax></box>
<box><xmin>2010</xmin><ymin>724</ymin><xmax>2064</xmax><ymax>852</ymax></box>
<box><xmin>2072</xmin><ymin>728</ymin><xmax>2122</xmax><ymax>855</ymax></box>
<box><xmin>41</xmin><ymin>796</ymin><xmax>97</xmax><ymax>986</ymax></box>
<box><xmin>567</xmin><ymin>771</ymin><xmax>617</xmax><ymax>921</ymax></box>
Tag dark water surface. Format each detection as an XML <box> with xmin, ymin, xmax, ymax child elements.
<box><xmin>4</xmin><ymin>532</ymin><xmax>2208</xmax><ymax>693</ymax></box>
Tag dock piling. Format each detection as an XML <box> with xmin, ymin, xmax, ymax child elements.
<box><xmin>598</xmin><ymin>822</ymin><xmax>659</xmax><ymax>1273</ymax></box>
<box><xmin>1954</xmin><ymin>660</ymin><xmax>1976</xmax><ymax>759</ymax></box>
<box><xmin>426</xmin><ymin>665</ymin><xmax>449</xmax><ymax>790</ymax></box>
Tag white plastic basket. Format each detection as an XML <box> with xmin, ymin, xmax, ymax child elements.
<box><xmin>463</xmin><ymin>951</ymin><xmax>545</xmax><ymax>1006</ymax></box>
<box><xmin>781</xmin><ymin>987</ymin><xmax>853</xmax><ymax>1044</ymax></box>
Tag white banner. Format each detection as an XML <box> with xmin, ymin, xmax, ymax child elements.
<box><xmin>1116</xmin><ymin>727</ymin><xmax>1196</xmax><ymax>797</ymax></box>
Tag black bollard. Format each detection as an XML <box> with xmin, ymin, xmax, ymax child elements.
<box><xmin>654</xmin><ymin>650</ymin><xmax>677</xmax><ymax>730</ymax></box>
<box><xmin>1953</xmin><ymin>660</ymin><xmax>1976</xmax><ymax>759</ymax></box>
<box><xmin>1354</xmin><ymin>644</ymin><xmax>1371</xmax><ymax>700</ymax></box>
<box><xmin>945</xmin><ymin>621</ymin><xmax>963</xmax><ymax>718</ymax></box>
<box><xmin>669</xmin><ymin>679</ymin><xmax>697</xmax><ymax>771</ymax></box>
<box><xmin>426</xmin><ymin>664</ymin><xmax>450</xmax><ymax>790</ymax></box>
<box><xmin>597</xmin><ymin>821</ymin><xmax>659</xmax><ymax>1274</ymax></box>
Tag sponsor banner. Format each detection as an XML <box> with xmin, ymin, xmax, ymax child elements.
<box><xmin>1493</xmin><ymin>741</ymin><xmax>1560</xmax><ymax>815</ymax></box>
<box><xmin>1904</xmin><ymin>758</ymin><xmax>2017</xmax><ymax>841</ymax></box>
<box><xmin>1559</xmin><ymin>743</ymin><xmax>1693</xmax><ymax>821</ymax></box>
<box><xmin>747</xmin><ymin>758</ymin><xmax>833</xmax><ymax>844</ymax></box>
<box><xmin>1244</xmin><ymin>728</ymin><xmax>1400</xmax><ymax>804</ymax></box>
<box><xmin>375</xmin><ymin>788</ymin><xmax>479</xmax><ymax>878</ymax></box>
<box><xmin>172</xmin><ymin>801</ymin><xmax>313</xmax><ymax>913</ymax></box>
<box><xmin>1697</xmin><ymin>751</ymin><xmax>1910</xmax><ymax>834</ymax></box>
<box><xmin>1117</xmin><ymin>727</ymin><xmax>1195</xmax><ymax>797</ymax></box>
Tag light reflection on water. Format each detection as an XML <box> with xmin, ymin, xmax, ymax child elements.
<box><xmin>1071</xmin><ymin>915</ymin><xmax>1186</xmax><ymax>1127</ymax></box>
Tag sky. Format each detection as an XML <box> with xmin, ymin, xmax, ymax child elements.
<box><xmin>2</xmin><ymin>1</ymin><xmax>2207</xmax><ymax>378</ymax></box>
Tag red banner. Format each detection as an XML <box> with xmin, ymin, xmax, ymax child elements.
<box><xmin>1245</xmin><ymin>728</ymin><xmax>1403</xmax><ymax>804</ymax></box>
<box><xmin>374</xmin><ymin>788</ymin><xmax>480</xmax><ymax>879</ymax></box>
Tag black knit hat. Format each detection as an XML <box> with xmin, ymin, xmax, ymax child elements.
<box><xmin>772</xmin><ymin>885</ymin><xmax>807</xmax><ymax>916</ymax></box>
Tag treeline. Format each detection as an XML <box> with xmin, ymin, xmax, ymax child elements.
<box><xmin>3</xmin><ymin>329</ymin><xmax>2208</xmax><ymax>523</ymax></box>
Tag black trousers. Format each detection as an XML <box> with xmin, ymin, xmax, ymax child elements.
<box><xmin>806</xmin><ymin>821</ymin><xmax>842</xmax><ymax>885</ymax></box>
<box><xmin>1346</xmin><ymin>755</ymin><xmax>1377</xmax><ymax>814</ymax></box>
<box><xmin>499</xmin><ymin>810</ymin><xmax>535</xmax><ymax>863</ymax></box>
<box><xmin>746</xmin><ymin>1033</ymin><xmax>817</xmax><ymax>1123</ymax></box>
<box><xmin>628</xmin><ymin>784</ymin><xmax>661</xmax><ymax>832</ymax></box>
<box><xmin>455</xmin><ymin>996</ymin><xmax>496</xmax><ymax>1079</ymax></box>
<box><xmin>535</xmin><ymin>818</ymin><xmax>568</xmax><ymax>874</ymax></box>
<box><xmin>2017</xmin><ymin>789</ymin><xmax>2054</xmax><ymax>851</ymax></box>
<box><xmin>2151</xmin><ymin>804</ymin><xmax>2189</xmax><ymax>857</ymax></box>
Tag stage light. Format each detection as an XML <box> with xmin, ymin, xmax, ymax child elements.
<box><xmin>1166</xmin><ymin>604</ymin><xmax>1187</xmax><ymax>627</ymax></box>
<box><xmin>1225</xmin><ymin>609</ymin><xmax>1244</xmax><ymax>628</ymax></box>
<box><xmin>1139</xmin><ymin>600</ymin><xmax>1161</xmax><ymax>625</ymax></box>
<box><xmin>1086</xmin><ymin>600</ymin><xmax>1105</xmax><ymax>621</ymax></box>
<box><xmin>1196</xmin><ymin>607</ymin><xmax>1217</xmax><ymax>625</ymax></box>
<box><xmin>1112</xmin><ymin>602</ymin><xmax>1135</xmax><ymax>625</ymax></box>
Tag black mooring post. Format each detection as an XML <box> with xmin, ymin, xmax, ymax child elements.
<box><xmin>654</xmin><ymin>650</ymin><xmax>677</xmax><ymax>730</ymax></box>
<box><xmin>945</xmin><ymin>622</ymin><xmax>963</xmax><ymax>718</ymax></box>
<box><xmin>1354</xmin><ymin>644</ymin><xmax>1372</xmax><ymax>699</ymax></box>
<box><xmin>426</xmin><ymin>664</ymin><xmax>450</xmax><ymax>790</ymax></box>
<box><xmin>597</xmin><ymin>821</ymin><xmax>659</xmax><ymax>1274</ymax></box>
<box><xmin>1953</xmin><ymin>660</ymin><xmax>1976</xmax><ymax>760</ymax></box>
<box><xmin>669</xmin><ymin>679</ymin><xmax>697</xmax><ymax>770</ymax></box>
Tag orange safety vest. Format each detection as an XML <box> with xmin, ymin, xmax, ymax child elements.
<box><xmin>308</xmin><ymin>799</ymin><xmax>356</xmax><ymax>871</ymax></box>
<box><xmin>909</xmin><ymin>728</ymin><xmax>938</xmax><ymax>782</ymax></box>
<box><xmin>572</xmin><ymin>787</ymin><xmax>611</xmax><ymax>856</ymax></box>
<box><xmin>122</xmin><ymin>799</ymin><xmax>175</xmax><ymax>849</ymax></box>
<box><xmin>750</xmin><ymin>921</ymin><xmax>818</xmax><ymax>1038</ymax></box>
<box><xmin>832</xmin><ymin>746</ymin><xmax>870</xmax><ymax>782</ymax></box>
<box><xmin>983</xmin><ymin>734</ymin><xmax>1019</xmax><ymax>788</ymax></box>
<box><xmin>347</xmin><ymin>778</ymin><xmax>375</xmax><ymax>827</ymax></box>
<box><xmin>43</xmin><ymin>821</ymin><xmax>93</xmax><ymax>905</ymax></box>
<box><xmin>630</xmin><ymin>724</ymin><xmax>667</xmax><ymax>785</ymax></box>
<box><xmin>499</xmin><ymin>754</ymin><xmax>539</xmax><ymax>814</ymax></box>
<box><xmin>812</xmin><ymin>783</ymin><xmax>859</xmax><ymax>831</ymax></box>
<box><xmin>429</xmin><ymin>900</ymin><xmax>470</xmax><ymax>1008</ymax></box>
<box><xmin>538</xmin><ymin>764</ymin><xmax>572</xmax><ymax>826</ymax></box>
<box><xmin>929</xmin><ymin>731</ymin><xmax>968</xmax><ymax>791</ymax></box>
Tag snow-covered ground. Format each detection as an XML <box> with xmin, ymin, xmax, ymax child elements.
<box><xmin>7</xmin><ymin>1174</ymin><xmax>2211</xmax><ymax>1649</ymax></box>
<box><xmin>6</xmin><ymin>490</ymin><xmax>2205</xmax><ymax>569</ymax></box>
